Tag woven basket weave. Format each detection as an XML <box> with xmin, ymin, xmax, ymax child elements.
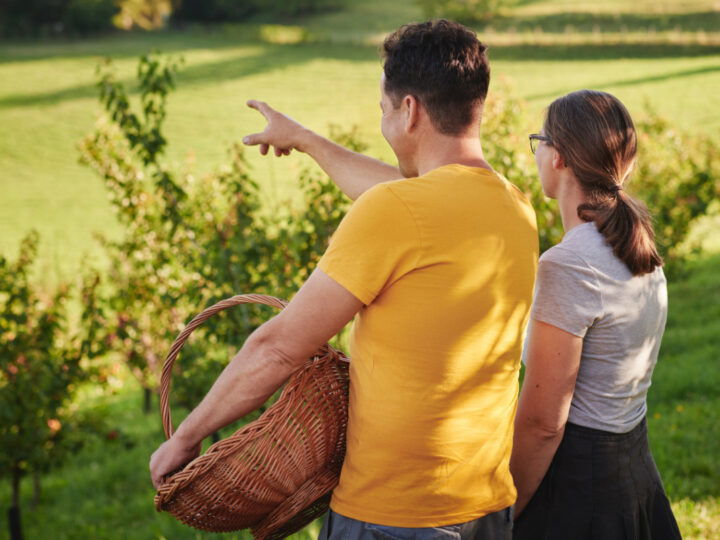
<box><xmin>154</xmin><ymin>294</ymin><xmax>350</xmax><ymax>539</ymax></box>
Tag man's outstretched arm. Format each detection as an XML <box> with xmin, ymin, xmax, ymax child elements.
<box><xmin>149</xmin><ymin>268</ymin><xmax>363</xmax><ymax>489</ymax></box>
<box><xmin>243</xmin><ymin>100</ymin><xmax>401</xmax><ymax>200</ymax></box>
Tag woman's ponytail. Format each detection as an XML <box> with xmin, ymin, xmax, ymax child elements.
<box><xmin>545</xmin><ymin>90</ymin><xmax>663</xmax><ymax>276</ymax></box>
<box><xmin>594</xmin><ymin>191</ymin><xmax>663</xmax><ymax>275</ymax></box>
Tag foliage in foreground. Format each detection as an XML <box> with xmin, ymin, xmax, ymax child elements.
<box><xmin>79</xmin><ymin>53</ymin><xmax>353</xmax><ymax>415</ymax></box>
<box><xmin>0</xmin><ymin>232</ymin><xmax>107</xmax><ymax>539</ymax></box>
<box><xmin>634</xmin><ymin>111</ymin><xmax>720</xmax><ymax>272</ymax></box>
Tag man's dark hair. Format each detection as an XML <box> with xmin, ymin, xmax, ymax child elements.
<box><xmin>382</xmin><ymin>19</ymin><xmax>490</xmax><ymax>136</ymax></box>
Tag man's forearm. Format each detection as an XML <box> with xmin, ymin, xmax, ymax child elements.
<box><xmin>298</xmin><ymin>130</ymin><xmax>401</xmax><ymax>200</ymax></box>
<box><xmin>150</xmin><ymin>269</ymin><xmax>362</xmax><ymax>488</ymax></box>
<box><xmin>172</xmin><ymin>328</ymin><xmax>299</xmax><ymax>447</ymax></box>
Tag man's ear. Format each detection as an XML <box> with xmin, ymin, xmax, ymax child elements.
<box><xmin>402</xmin><ymin>94</ymin><xmax>419</xmax><ymax>133</ymax></box>
<box><xmin>551</xmin><ymin>149</ymin><xmax>566</xmax><ymax>170</ymax></box>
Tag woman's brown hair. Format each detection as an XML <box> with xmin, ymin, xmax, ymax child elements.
<box><xmin>544</xmin><ymin>90</ymin><xmax>663</xmax><ymax>275</ymax></box>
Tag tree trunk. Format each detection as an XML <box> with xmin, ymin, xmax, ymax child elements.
<box><xmin>9</xmin><ymin>465</ymin><xmax>24</xmax><ymax>540</ymax></box>
<box><xmin>144</xmin><ymin>387</ymin><xmax>153</xmax><ymax>414</ymax></box>
<box><xmin>31</xmin><ymin>472</ymin><xmax>41</xmax><ymax>508</ymax></box>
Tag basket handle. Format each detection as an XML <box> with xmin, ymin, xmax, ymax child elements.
<box><xmin>159</xmin><ymin>294</ymin><xmax>289</xmax><ymax>440</ymax></box>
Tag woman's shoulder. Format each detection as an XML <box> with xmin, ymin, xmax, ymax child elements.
<box><xmin>537</xmin><ymin>245</ymin><xmax>599</xmax><ymax>292</ymax></box>
<box><xmin>539</xmin><ymin>233</ymin><xmax>595</xmax><ymax>270</ymax></box>
<box><xmin>541</xmin><ymin>222</ymin><xmax>667</xmax><ymax>288</ymax></box>
<box><xmin>541</xmin><ymin>223</ymin><xmax>616</xmax><ymax>272</ymax></box>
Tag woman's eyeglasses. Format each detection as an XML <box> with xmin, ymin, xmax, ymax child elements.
<box><xmin>529</xmin><ymin>134</ymin><xmax>552</xmax><ymax>154</ymax></box>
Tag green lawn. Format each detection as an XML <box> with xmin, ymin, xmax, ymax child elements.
<box><xmin>1</xmin><ymin>0</ymin><xmax>720</xmax><ymax>280</ymax></box>
<box><xmin>647</xmin><ymin>253</ymin><xmax>720</xmax><ymax>539</ymax></box>
<box><xmin>1</xmin><ymin>0</ymin><xmax>719</xmax><ymax>537</ymax></box>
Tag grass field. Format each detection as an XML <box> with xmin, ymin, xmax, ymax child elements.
<box><xmin>1</xmin><ymin>0</ymin><xmax>720</xmax><ymax>279</ymax></box>
<box><xmin>1</xmin><ymin>0</ymin><xmax>719</xmax><ymax>537</ymax></box>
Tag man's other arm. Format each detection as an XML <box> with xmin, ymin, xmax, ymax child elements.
<box><xmin>243</xmin><ymin>100</ymin><xmax>401</xmax><ymax>200</ymax></box>
<box><xmin>149</xmin><ymin>268</ymin><xmax>363</xmax><ymax>488</ymax></box>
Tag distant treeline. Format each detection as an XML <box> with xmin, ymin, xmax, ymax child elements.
<box><xmin>0</xmin><ymin>0</ymin><xmax>347</xmax><ymax>37</ymax></box>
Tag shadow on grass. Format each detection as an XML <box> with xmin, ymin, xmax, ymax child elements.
<box><xmin>0</xmin><ymin>22</ymin><xmax>380</xmax><ymax>64</ymax></box>
<box><xmin>483</xmin><ymin>10</ymin><xmax>720</xmax><ymax>34</ymax></box>
<box><xmin>3</xmin><ymin>35</ymin><xmax>720</xmax><ymax>110</ymax></box>
<box><xmin>524</xmin><ymin>64</ymin><xmax>720</xmax><ymax>101</ymax></box>
<box><xmin>0</xmin><ymin>29</ymin><xmax>247</xmax><ymax>63</ymax></box>
<box><xmin>0</xmin><ymin>40</ymin><xmax>378</xmax><ymax>109</ymax></box>
<box><xmin>489</xmin><ymin>41</ymin><xmax>720</xmax><ymax>61</ymax></box>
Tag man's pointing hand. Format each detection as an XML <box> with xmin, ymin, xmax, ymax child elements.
<box><xmin>243</xmin><ymin>100</ymin><xmax>310</xmax><ymax>157</ymax></box>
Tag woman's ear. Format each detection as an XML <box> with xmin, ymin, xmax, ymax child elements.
<box><xmin>551</xmin><ymin>149</ymin><xmax>566</xmax><ymax>170</ymax></box>
<box><xmin>403</xmin><ymin>94</ymin><xmax>419</xmax><ymax>133</ymax></box>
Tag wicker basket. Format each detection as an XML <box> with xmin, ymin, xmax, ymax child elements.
<box><xmin>154</xmin><ymin>294</ymin><xmax>350</xmax><ymax>539</ymax></box>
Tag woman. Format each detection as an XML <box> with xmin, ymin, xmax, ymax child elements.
<box><xmin>511</xmin><ymin>90</ymin><xmax>681</xmax><ymax>539</ymax></box>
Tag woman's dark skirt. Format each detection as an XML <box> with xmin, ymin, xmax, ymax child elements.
<box><xmin>513</xmin><ymin>418</ymin><xmax>682</xmax><ymax>539</ymax></box>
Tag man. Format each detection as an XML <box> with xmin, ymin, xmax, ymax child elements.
<box><xmin>150</xmin><ymin>19</ymin><xmax>538</xmax><ymax>539</ymax></box>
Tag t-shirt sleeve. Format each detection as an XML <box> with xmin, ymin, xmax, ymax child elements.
<box><xmin>530</xmin><ymin>247</ymin><xmax>603</xmax><ymax>338</ymax></box>
<box><xmin>318</xmin><ymin>183</ymin><xmax>421</xmax><ymax>306</ymax></box>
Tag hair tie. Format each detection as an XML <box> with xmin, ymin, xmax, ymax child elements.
<box><xmin>610</xmin><ymin>184</ymin><xmax>623</xmax><ymax>193</ymax></box>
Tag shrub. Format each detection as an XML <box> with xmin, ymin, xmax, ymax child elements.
<box><xmin>0</xmin><ymin>0</ymin><xmax>345</xmax><ymax>35</ymax></box>
<box><xmin>171</xmin><ymin>0</ymin><xmax>258</xmax><ymax>23</ymax></box>
<box><xmin>113</xmin><ymin>0</ymin><xmax>172</xmax><ymax>31</ymax></box>
<box><xmin>483</xmin><ymin>80</ymin><xmax>564</xmax><ymax>252</ymax></box>
<box><xmin>633</xmin><ymin>111</ymin><xmax>720</xmax><ymax>275</ymax></box>
<box><xmin>64</xmin><ymin>0</ymin><xmax>118</xmax><ymax>34</ymax></box>
<box><xmin>79</xmin><ymin>53</ymin><xmax>351</xmax><ymax>419</ymax></box>
<box><xmin>0</xmin><ymin>0</ymin><xmax>117</xmax><ymax>36</ymax></box>
<box><xmin>171</xmin><ymin>0</ymin><xmax>346</xmax><ymax>23</ymax></box>
<box><xmin>0</xmin><ymin>232</ymin><xmax>107</xmax><ymax>540</ymax></box>
<box><xmin>79</xmin><ymin>52</ymin><xmax>717</xmax><ymax>429</ymax></box>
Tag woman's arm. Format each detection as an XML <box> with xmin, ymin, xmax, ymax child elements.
<box><xmin>511</xmin><ymin>319</ymin><xmax>583</xmax><ymax>517</ymax></box>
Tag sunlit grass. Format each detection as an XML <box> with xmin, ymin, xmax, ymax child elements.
<box><xmin>649</xmin><ymin>252</ymin><xmax>720</xmax><ymax>540</ymax></box>
<box><xmin>512</xmin><ymin>0</ymin><xmax>720</xmax><ymax>15</ymax></box>
<box><xmin>2</xmin><ymin>31</ymin><xmax>719</xmax><ymax>282</ymax></box>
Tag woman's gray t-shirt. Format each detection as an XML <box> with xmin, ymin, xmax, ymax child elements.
<box><xmin>526</xmin><ymin>222</ymin><xmax>667</xmax><ymax>433</ymax></box>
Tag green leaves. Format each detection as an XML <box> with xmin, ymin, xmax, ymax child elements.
<box><xmin>96</xmin><ymin>53</ymin><xmax>182</xmax><ymax>167</ymax></box>
<box><xmin>81</xmin><ymin>53</ymin><xmax>350</xmax><ymax>416</ymax></box>
<box><xmin>633</xmin><ymin>112</ymin><xmax>720</xmax><ymax>276</ymax></box>
<box><xmin>482</xmin><ymin>81</ymin><xmax>564</xmax><ymax>253</ymax></box>
<box><xmin>0</xmin><ymin>232</ymin><xmax>107</xmax><ymax>484</ymax></box>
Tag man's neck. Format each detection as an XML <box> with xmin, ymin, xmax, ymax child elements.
<box><xmin>414</xmin><ymin>133</ymin><xmax>492</xmax><ymax>176</ymax></box>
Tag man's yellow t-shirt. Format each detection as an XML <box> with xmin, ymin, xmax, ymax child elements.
<box><xmin>318</xmin><ymin>164</ymin><xmax>538</xmax><ymax>527</ymax></box>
